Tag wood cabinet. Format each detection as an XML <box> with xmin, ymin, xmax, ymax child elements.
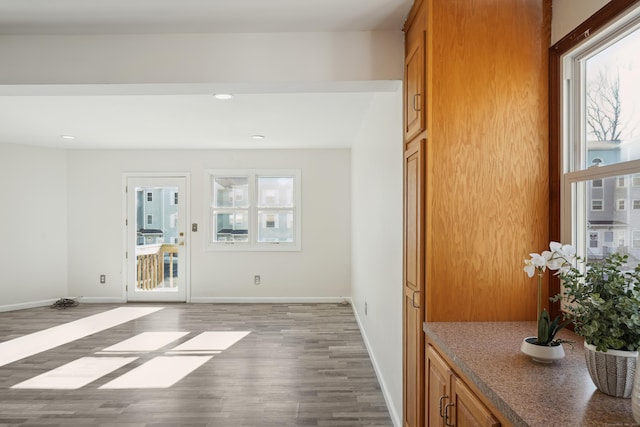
<box><xmin>404</xmin><ymin>2</ymin><xmax>426</xmax><ymax>142</ymax></box>
<box><xmin>425</xmin><ymin>346</ymin><xmax>500</xmax><ymax>427</ymax></box>
<box><xmin>404</xmin><ymin>138</ymin><xmax>426</xmax><ymax>427</ymax></box>
<box><xmin>402</xmin><ymin>0</ymin><xmax>551</xmax><ymax>425</ymax></box>
<box><xmin>425</xmin><ymin>345</ymin><xmax>449</xmax><ymax>427</ymax></box>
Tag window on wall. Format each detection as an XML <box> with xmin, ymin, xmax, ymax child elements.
<box><xmin>617</xmin><ymin>176</ymin><xmax>627</xmax><ymax>187</ymax></box>
<box><xmin>207</xmin><ymin>169</ymin><xmax>301</xmax><ymax>251</ymax></box>
<box><xmin>557</xmin><ymin>4</ymin><xmax>640</xmax><ymax>267</ymax></box>
<box><xmin>618</xmin><ymin>199</ymin><xmax>627</xmax><ymax>210</ymax></box>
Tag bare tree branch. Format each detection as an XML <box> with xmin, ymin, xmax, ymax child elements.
<box><xmin>587</xmin><ymin>69</ymin><xmax>623</xmax><ymax>141</ymax></box>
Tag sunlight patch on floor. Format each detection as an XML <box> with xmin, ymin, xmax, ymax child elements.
<box><xmin>0</xmin><ymin>307</ymin><xmax>163</xmax><ymax>368</ymax></box>
<box><xmin>12</xmin><ymin>357</ymin><xmax>137</xmax><ymax>390</ymax></box>
<box><xmin>102</xmin><ymin>331</ymin><xmax>189</xmax><ymax>352</ymax></box>
<box><xmin>170</xmin><ymin>331</ymin><xmax>251</xmax><ymax>352</ymax></box>
<box><xmin>99</xmin><ymin>356</ymin><xmax>212</xmax><ymax>389</ymax></box>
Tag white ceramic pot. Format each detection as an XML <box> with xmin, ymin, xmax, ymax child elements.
<box><xmin>520</xmin><ymin>337</ymin><xmax>565</xmax><ymax>363</ymax></box>
<box><xmin>584</xmin><ymin>342</ymin><xmax>637</xmax><ymax>398</ymax></box>
<box><xmin>633</xmin><ymin>366</ymin><xmax>640</xmax><ymax>423</ymax></box>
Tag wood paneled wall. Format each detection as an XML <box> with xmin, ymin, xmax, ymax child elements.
<box><xmin>425</xmin><ymin>0</ymin><xmax>552</xmax><ymax>321</ymax></box>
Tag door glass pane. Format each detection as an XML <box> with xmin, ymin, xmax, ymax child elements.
<box><xmin>213</xmin><ymin>177</ymin><xmax>249</xmax><ymax>208</ymax></box>
<box><xmin>135</xmin><ymin>186</ymin><xmax>180</xmax><ymax>292</ymax></box>
<box><xmin>257</xmin><ymin>210</ymin><xmax>294</xmax><ymax>243</ymax></box>
<box><xmin>584</xmin><ymin>26</ymin><xmax>640</xmax><ymax>169</ymax></box>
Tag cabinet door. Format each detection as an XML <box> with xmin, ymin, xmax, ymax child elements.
<box><xmin>425</xmin><ymin>346</ymin><xmax>450</xmax><ymax>427</ymax></box>
<box><xmin>404</xmin><ymin>25</ymin><xmax>426</xmax><ymax>142</ymax></box>
<box><xmin>451</xmin><ymin>376</ymin><xmax>500</xmax><ymax>427</ymax></box>
<box><xmin>404</xmin><ymin>139</ymin><xmax>426</xmax><ymax>427</ymax></box>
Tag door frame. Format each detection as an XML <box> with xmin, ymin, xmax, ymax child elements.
<box><xmin>122</xmin><ymin>172</ymin><xmax>191</xmax><ymax>303</ymax></box>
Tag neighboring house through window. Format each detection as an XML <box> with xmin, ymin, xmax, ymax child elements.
<box><xmin>207</xmin><ymin>169</ymin><xmax>301</xmax><ymax>251</ymax></box>
<box><xmin>553</xmin><ymin>3</ymin><xmax>640</xmax><ymax>266</ymax></box>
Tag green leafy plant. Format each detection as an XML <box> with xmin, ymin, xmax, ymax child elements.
<box><xmin>524</xmin><ymin>242</ymin><xmax>574</xmax><ymax>346</ymax></box>
<box><xmin>552</xmin><ymin>252</ymin><xmax>640</xmax><ymax>352</ymax></box>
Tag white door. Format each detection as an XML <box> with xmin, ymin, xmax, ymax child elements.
<box><xmin>126</xmin><ymin>176</ymin><xmax>188</xmax><ymax>302</ymax></box>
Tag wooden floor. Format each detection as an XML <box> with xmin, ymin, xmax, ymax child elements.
<box><xmin>0</xmin><ymin>303</ymin><xmax>392</xmax><ymax>426</ymax></box>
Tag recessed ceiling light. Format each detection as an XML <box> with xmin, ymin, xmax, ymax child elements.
<box><xmin>213</xmin><ymin>93</ymin><xmax>233</xmax><ymax>100</ymax></box>
<box><xmin>251</xmin><ymin>135</ymin><xmax>265</xmax><ymax>140</ymax></box>
<box><xmin>61</xmin><ymin>135</ymin><xmax>76</xmax><ymax>140</ymax></box>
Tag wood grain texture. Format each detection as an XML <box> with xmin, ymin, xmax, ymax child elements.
<box><xmin>404</xmin><ymin>4</ymin><xmax>427</xmax><ymax>143</ymax></box>
<box><xmin>425</xmin><ymin>0</ymin><xmax>552</xmax><ymax>321</ymax></box>
<box><xmin>403</xmin><ymin>139</ymin><xmax>426</xmax><ymax>427</ymax></box>
<box><xmin>0</xmin><ymin>303</ymin><xmax>392</xmax><ymax>427</ymax></box>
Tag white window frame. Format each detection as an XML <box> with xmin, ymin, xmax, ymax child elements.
<box><xmin>560</xmin><ymin>5</ymin><xmax>640</xmax><ymax>256</ymax></box>
<box><xmin>617</xmin><ymin>199</ymin><xmax>626</xmax><ymax>211</ymax></box>
<box><xmin>634</xmin><ymin>230</ymin><xmax>640</xmax><ymax>249</ymax></box>
<box><xmin>206</xmin><ymin>169</ymin><xmax>302</xmax><ymax>251</ymax></box>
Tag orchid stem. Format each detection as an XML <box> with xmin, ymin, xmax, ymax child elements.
<box><xmin>537</xmin><ymin>271</ymin><xmax>543</xmax><ymax>324</ymax></box>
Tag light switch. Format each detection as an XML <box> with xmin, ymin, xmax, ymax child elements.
<box><xmin>191</xmin><ymin>223</ymin><xmax>198</xmax><ymax>232</ymax></box>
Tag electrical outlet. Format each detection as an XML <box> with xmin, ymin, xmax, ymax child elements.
<box><xmin>100</xmin><ymin>274</ymin><xmax>106</xmax><ymax>284</ymax></box>
<box><xmin>365</xmin><ymin>301</ymin><xmax>368</xmax><ymax>315</ymax></box>
<box><xmin>254</xmin><ymin>275</ymin><xmax>261</xmax><ymax>285</ymax></box>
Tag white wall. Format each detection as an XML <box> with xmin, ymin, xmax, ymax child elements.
<box><xmin>0</xmin><ymin>31</ymin><xmax>403</xmax><ymax>85</ymax></box>
<box><xmin>551</xmin><ymin>0</ymin><xmax>609</xmax><ymax>44</ymax></box>
<box><xmin>66</xmin><ymin>149</ymin><xmax>351</xmax><ymax>301</ymax></box>
<box><xmin>351</xmin><ymin>89</ymin><xmax>403</xmax><ymax>425</ymax></box>
<box><xmin>0</xmin><ymin>143</ymin><xmax>68</xmax><ymax>310</ymax></box>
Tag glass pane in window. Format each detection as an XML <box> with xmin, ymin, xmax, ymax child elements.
<box><xmin>257</xmin><ymin>210</ymin><xmax>294</xmax><ymax>242</ymax></box>
<box><xmin>584</xmin><ymin>26</ymin><xmax>640</xmax><ymax>168</ymax></box>
<box><xmin>213</xmin><ymin>177</ymin><xmax>249</xmax><ymax>208</ymax></box>
<box><xmin>578</xmin><ymin>174</ymin><xmax>640</xmax><ymax>269</ymax></box>
<box><xmin>213</xmin><ymin>211</ymin><xmax>249</xmax><ymax>242</ymax></box>
<box><xmin>257</xmin><ymin>177</ymin><xmax>294</xmax><ymax>208</ymax></box>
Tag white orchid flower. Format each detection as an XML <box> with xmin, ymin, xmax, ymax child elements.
<box><xmin>524</xmin><ymin>253</ymin><xmax>546</xmax><ymax>277</ymax></box>
<box><xmin>557</xmin><ymin>263</ymin><xmax>572</xmax><ymax>274</ymax></box>
<box><xmin>547</xmin><ymin>257</ymin><xmax>563</xmax><ymax>270</ymax></box>
<box><xmin>561</xmin><ymin>244</ymin><xmax>576</xmax><ymax>258</ymax></box>
<box><xmin>549</xmin><ymin>241</ymin><xmax>563</xmax><ymax>252</ymax></box>
<box><xmin>524</xmin><ymin>242</ymin><xmax>576</xmax><ymax>278</ymax></box>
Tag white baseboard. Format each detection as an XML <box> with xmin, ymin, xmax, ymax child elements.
<box><xmin>0</xmin><ymin>296</ymin><xmax>128</xmax><ymax>312</ymax></box>
<box><xmin>190</xmin><ymin>296</ymin><xmax>350</xmax><ymax>304</ymax></box>
<box><xmin>76</xmin><ymin>297</ymin><xmax>126</xmax><ymax>304</ymax></box>
<box><xmin>350</xmin><ymin>299</ymin><xmax>402</xmax><ymax>427</ymax></box>
<box><xmin>0</xmin><ymin>299</ymin><xmax>57</xmax><ymax>313</ymax></box>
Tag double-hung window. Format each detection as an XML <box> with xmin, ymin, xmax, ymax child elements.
<box><xmin>557</xmin><ymin>3</ymin><xmax>640</xmax><ymax>266</ymax></box>
<box><xmin>207</xmin><ymin>169</ymin><xmax>301</xmax><ymax>251</ymax></box>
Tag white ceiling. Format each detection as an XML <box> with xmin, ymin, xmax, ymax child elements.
<box><xmin>0</xmin><ymin>0</ymin><xmax>411</xmax><ymax>150</ymax></box>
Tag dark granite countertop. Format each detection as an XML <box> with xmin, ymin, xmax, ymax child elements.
<box><xmin>423</xmin><ymin>321</ymin><xmax>638</xmax><ymax>427</ymax></box>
